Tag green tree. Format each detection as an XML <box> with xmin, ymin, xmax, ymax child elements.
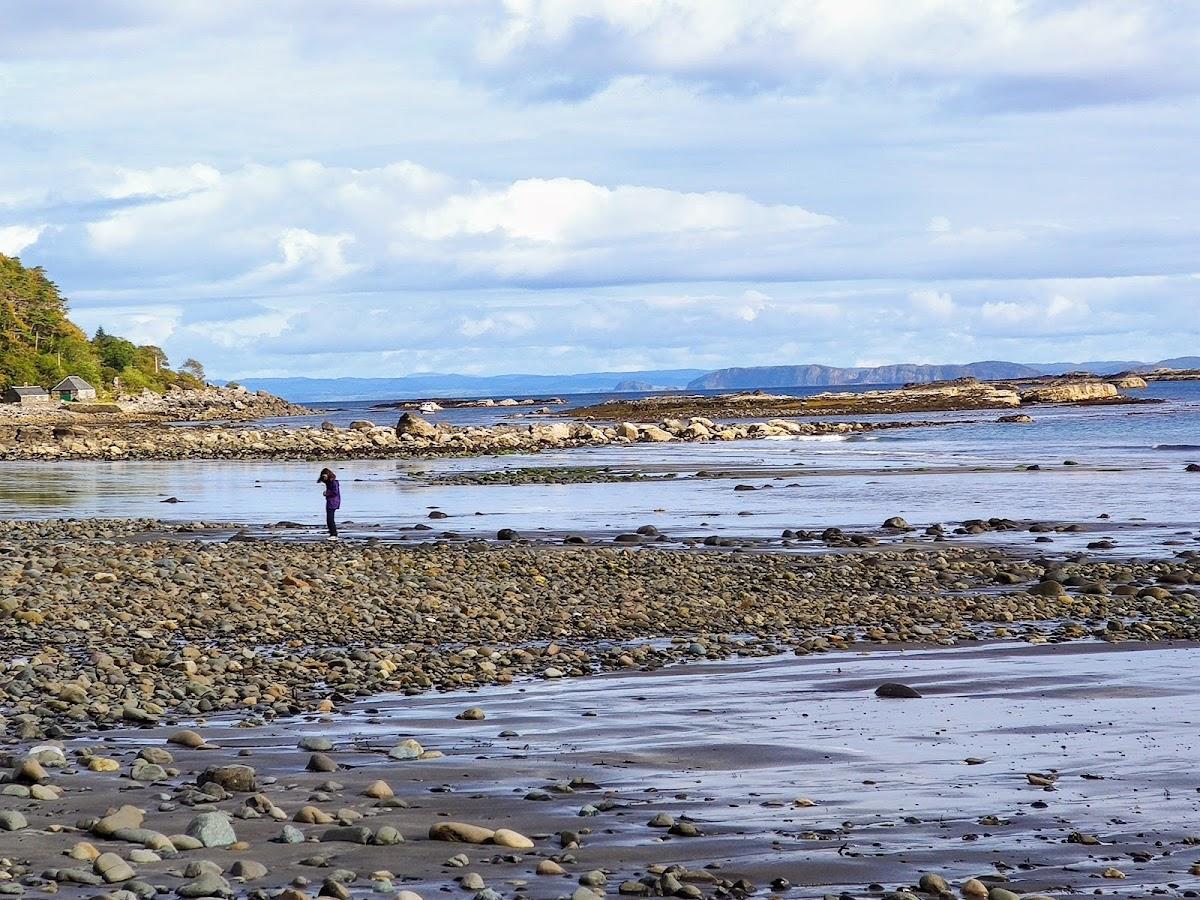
<box><xmin>179</xmin><ymin>358</ymin><xmax>205</xmax><ymax>381</ymax></box>
<box><xmin>93</xmin><ymin>331</ymin><xmax>137</xmax><ymax>371</ymax></box>
<box><xmin>1</xmin><ymin>254</ymin><xmax>208</xmax><ymax>396</ymax></box>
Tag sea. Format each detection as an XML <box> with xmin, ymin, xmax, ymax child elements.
<box><xmin>2</xmin><ymin>382</ymin><xmax>1197</xmax><ymax>556</ymax></box>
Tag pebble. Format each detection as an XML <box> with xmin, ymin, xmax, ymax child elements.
<box><xmin>177</xmin><ymin>874</ymin><xmax>232</xmax><ymax>898</ymax></box>
<box><xmin>429</xmin><ymin>822</ymin><xmax>495</xmax><ymax>844</ymax></box>
<box><xmin>362</xmin><ymin>780</ymin><xmax>393</xmax><ymax>799</ymax></box>
<box><xmin>230</xmin><ymin>860</ymin><xmax>269</xmax><ymax>880</ymax></box>
<box><xmin>168</xmin><ymin>730</ymin><xmax>208</xmax><ymax>749</ymax></box>
<box><xmin>387</xmin><ymin>740</ymin><xmax>424</xmax><ymax>761</ymax></box>
<box><xmin>875</xmin><ymin>683</ymin><xmax>923</xmax><ymax>699</ymax></box>
<box><xmin>306</xmin><ymin>753</ymin><xmax>338</xmax><ymax>773</ymax></box>
<box><xmin>373</xmin><ymin>825</ymin><xmax>404</xmax><ymax>845</ymax></box>
<box><xmin>918</xmin><ymin>874</ymin><xmax>948</xmax><ymax>894</ymax></box>
<box><xmin>277</xmin><ymin>825</ymin><xmax>305</xmax><ymax>844</ymax></box>
<box><xmin>94</xmin><ymin>853</ymin><xmax>136</xmax><ymax>884</ymax></box>
<box><xmin>491</xmin><ymin>829</ymin><xmax>534</xmax><ymax>849</ymax></box>
<box><xmin>185</xmin><ymin>812</ymin><xmax>237</xmax><ymax>848</ymax></box>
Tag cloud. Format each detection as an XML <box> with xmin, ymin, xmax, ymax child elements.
<box><xmin>3</xmin><ymin>2</ymin><xmax>1199</xmax><ymax>378</ymax></box>
<box><xmin>410</xmin><ymin>177</ymin><xmax>829</xmax><ymax>244</ymax></box>
<box><xmin>65</xmin><ymin>160</ymin><xmax>835</xmax><ymax>288</ymax></box>
<box><xmin>478</xmin><ymin>0</ymin><xmax>1198</xmax><ymax>108</ymax></box>
<box><xmin>245</xmin><ymin>229</ymin><xmax>359</xmax><ymax>284</ymax></box>
<box><xmin>457</xmin><ymin>311</ymin><xmax>537</xmax><ymax>338</ymax></box>
<box><xmin>980</xmin><ymin>295</ymin><xmax>1092</xmax><ymax>329</ymax></box>
<box><xmin>0</xmin><ymin>225</ymin><xmax>45</xmax><ymax>257</ymax></box>
<box><xmin>126</xmin><ymin>278</ymin><xmax>1191</xmax><ymax>379</ymax></box>
<box><xmin>101</xmin><ymin>164</ymin><xmax>222</xmax><ymax>200</ymax></box>
<box><xmin>908</xmin><ymin>289</ymin><xmax>955</xmax><ymax>317</ymax></box>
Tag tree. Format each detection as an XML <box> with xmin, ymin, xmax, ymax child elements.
<box><xmin>180</xmin><ymin>358</ymin><xmax>205</xmax><ymax>381</ymax></box>
<box><xmin>95</xmin><ymin>335</ymin><xmax>137</xmax><ymax>371</ymax></box>
<box><xmin>2</xmin><ymin>254</ymin><xmax>209</xmax><ymax>396</ymax></box>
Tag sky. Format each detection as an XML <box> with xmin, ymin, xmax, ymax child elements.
<box><xmin>1</xmin><ymin>0</ymin><xmax>1198</xmax><ymax>379</ymax></box>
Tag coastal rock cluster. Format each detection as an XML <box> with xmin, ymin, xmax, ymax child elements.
<box><xmin>0</xmin><ymin>414</ymin><xmax>916</xmax><ymax>462</ymax></box>
<box><xmin>1018</xmin><ymin>381</ymin><xmax>1119</xmax><ymax>403</ymax></box>
<box><xmin>0</xmin><ymin>519</ymin><xmax>1197</xmax><ymax>738</ymax></box>
<box><xmin>0</xmin><ymin>385</ymin><xmax>310</xmax><ymax>427</ymax></box>
<box><xmin>115</xmin><ymin>385</ymin><xmax>312</xmax><ymax>421</ymax></box>
<box><xmin>570</xmin><ymin>378</ymin><xmax>1138</xmax><ymax>421</ymax></box>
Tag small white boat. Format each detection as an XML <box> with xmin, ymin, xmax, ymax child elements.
<box><xmin>418</xmin><ymin>401</ymin><xmax>442</xmax><ymax>413</ymax></box>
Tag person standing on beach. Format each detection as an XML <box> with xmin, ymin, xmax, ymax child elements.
<box><xmin>318</xmin><ymin>468</ymin><xmax>341</xmax><ymax>539</ymax></box>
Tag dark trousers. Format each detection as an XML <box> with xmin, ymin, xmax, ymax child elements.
<box><xmin>326</xmin><ymin>507</ymin><xmax>338</xmax><ymax>536</ymax></box>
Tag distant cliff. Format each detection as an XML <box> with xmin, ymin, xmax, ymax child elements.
<box><xmin>612</xmin><ymin>379</ymin><xmax>658</xmax><ymax>392</ymax></box>
<box><xmin>687</xmin><ymin>361</ymin><xmax>1043</xmax><ymax>390</ymax></box>
<box><xmin>1147</xmin><ymin>356</ymin><xmax>1200</xmax><ymax>371</ymax></box>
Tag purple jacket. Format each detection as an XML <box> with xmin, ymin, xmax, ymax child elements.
<box><xmin>324</xmin><ymin>478</ymin><xmax>341</xmax><ymax>510</ymax></box>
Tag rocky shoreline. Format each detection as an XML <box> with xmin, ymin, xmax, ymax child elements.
<box><xmin>0</xmin><ymin>386</ymin><xmax>311</xmax><ymax>427</ymax></box>
<box><xmin>371</xmin><ymin>397</ymin><xmax>566</xmax><ymax>411</ymax></box>
<box><xmin>1</xmin><ymin>522</ymin><xmax>1199</xmax><ymax>900</ymax></box>
<box><xmin>0</xmin><ymin>413</ymin><xmax>961</xmax><ymax>462</ymax></box>
<box><xmin>424</xmin><ymin>466</ymin><xmax>669</xmax><ymax>486</ymax></box>
<box><xmin>1</xmin><ymin>518</ymin><xmax>1197</xmax><ymax>738</ymax></box>
<box><xmin>568</xmin><ymin>378</ymin><xmax>1146</xmax><ymax>421</ymax></box>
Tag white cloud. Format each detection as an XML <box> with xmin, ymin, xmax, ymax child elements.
<box><xmin>481</xmin><ymin>0</ymin><xmax>1195</xmax><ymax>106</ymax></box>
<box><xmin>457</xmin><ymin>311</ymin><xmax>537</xmax><ymax>338</ymax></box>
<box><xmin>0</xmin><ymin>225</ymin><xmax>45</xmax><ymax>257</ymax></box>
<box><xmin>75</xmin><ymin>160</ymin><xmax>834</xmax><ymax>287</ymax></box>
<box><xmin>980</xmin><ymin>295</ymin><xmax>1095</xmax><ymax>332</ymax></box>
<box><xmin>410</xmin><ymin>177</ymin><xmax>829</xmax><ymax>244</ymax></box>
<box><xmin>1046</xmin><ymin>294</ymin><xmax>1091</xmax><ymax>320</ymax></box>
<box><xmin>246</xmin><ymin>229</ymin><xmax>359</xmax><ymax>283</ymax></box>
<box><xmin>3</xmin><ymin>2</ymin><xmax>1199</xmax><ymax>378</ymax></box>
<box><xmin>102</xmin><ymin>163</ymin><xmax>222</xmax><ymax>200</ymax></box>
<box><xmin>909</xmin><ymin>288</ymin><xmax>955</xmax><ymax>317</ymax></box>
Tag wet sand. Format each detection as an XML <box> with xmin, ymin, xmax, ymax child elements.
<box><xmin>5</xmin><ymin>641</ymin><xmax>1200</xmax><ymax>899</ymax></box>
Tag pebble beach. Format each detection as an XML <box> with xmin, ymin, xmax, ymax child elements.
<box><xmin>1</xmin><ymin>382</ymin><xmax>1199</xmax><ymax>900</ymax></box>
<box><xmin>1</xmin><ymin>516</ymin><xmax>1200</xmax><ymax>899</ymax></box>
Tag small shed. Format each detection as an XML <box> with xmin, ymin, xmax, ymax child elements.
<box><xmin>53</xmin><ymin>376</ymin><xmax>97</xmax><ymax>402</ymax></box>
<box><xmin>3</xmin><ymin>385</ymin><xmax>51</xmax><ymax>405</ymax></box>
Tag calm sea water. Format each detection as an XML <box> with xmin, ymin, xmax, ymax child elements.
<box><xmin>2</xmin><ymin>383</ymin><xmax>1197</xmax><ymax>554</ymax></box>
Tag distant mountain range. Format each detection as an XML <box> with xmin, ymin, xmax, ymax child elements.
<box><xmin>687</xmin><ymin>361</ymin><xmax>1040</xmax><ymax>389</ymax></box>
<box><xmin>231</xmin><ymin>358</ymin><xmax>1200</xmax><ymax>402</ymax></box>
<box><xmin>696</xmin><ymin>357</ymin><xmax>1200</xmax><ymax>388</ymax></box>
<box><xmin>689</xmin><ymin>358</ymin><xmax>1200</xmax><ymax>390</ymax></box>
<box><xmin>232</xmin><ymin>370</ymin><xmax>707</xmax><ymax>402</ymax></box>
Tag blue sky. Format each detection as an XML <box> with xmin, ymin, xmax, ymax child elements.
<box><xmin>1</xmin><ymin>0</ymin><xmax>1197</xmax><ymax>378</ymax></box>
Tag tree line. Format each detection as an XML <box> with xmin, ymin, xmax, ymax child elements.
<box><xmin>1</xmin><ymin>254</ymin><xmax>206</xmax><ymax>396</ymax></box>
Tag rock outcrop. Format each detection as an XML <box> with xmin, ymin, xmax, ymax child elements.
<box><xmin>117</xmin><ymin>385</ymin><xmax>311</xmax><ymax>421</ymax></box>
<box><xmin>1112</xmin><ymin>375</ymin><xmax>1149</xmax><ymax>389</ymax></box>
<box><xmin>0</xmin><ymin>415</ymin><xmax>943</xmax><ymax>462</ymax></box>
<box><xmin>1020</xmin><ymin>382</ymin><xmax>1119</xmax><ymax>403</ymax></box>
<box><xmin>573</xmin><ymin>379</ymin><xmax>1025</xmax><ymax>420</ymax></box>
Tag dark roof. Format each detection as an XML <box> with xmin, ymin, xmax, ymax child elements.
<box><xmin>53</xmin><ymin>376</ymin><xmax>95</xmax><ymax>391</ymax></box>
<box><xmin>7</xmin><ymin>385</ymin><xmax>49</xmax><ymax>396</ymax></box>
